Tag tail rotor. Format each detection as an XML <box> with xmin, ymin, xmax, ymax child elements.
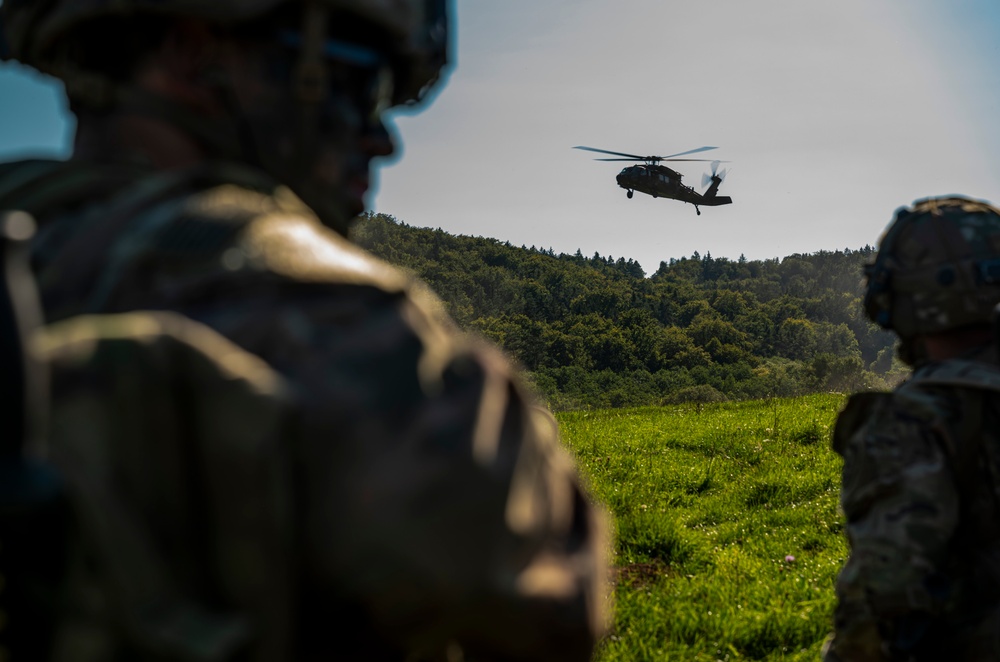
<box><xmin>702</xmin><ymin>160</ymin><xmax>728</xmax><ymax>188</ymax></box>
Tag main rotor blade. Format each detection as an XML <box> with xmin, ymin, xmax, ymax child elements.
<box><xmin>660</xmin><ymin>146</ymin><xmax>719</xmax><ymax>159</ymax></box>
<box><xmin>573</xmin><ymin>146</ymin><xmax>647</xmax><ymax>160</ymax></box>
<box><xmin>596</xmin><ymin>157</ymin><xmax>724</xmax><ymax>163</ymax></box>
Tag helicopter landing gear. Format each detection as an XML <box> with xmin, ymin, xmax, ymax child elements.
<box><xmin>626</xmin><ymin>190</ymin><xmax>633</xmax><ymax>199</ymax></box>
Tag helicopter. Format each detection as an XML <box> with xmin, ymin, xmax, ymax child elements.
<box><xmin>574</xmin><ymin>145</ymin><xmax>732</xmax><ymax>215</ymax></box>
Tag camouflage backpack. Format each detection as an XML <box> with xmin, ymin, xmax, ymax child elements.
<box><xmin>39</xmin><ymin>311</ymin><xmax>294</xmax><ymax>662</ymax></box>
<box><xmin>0</xmin><ymin>208</ymin><xmax>297</xmax><ymax>661</ymax></box>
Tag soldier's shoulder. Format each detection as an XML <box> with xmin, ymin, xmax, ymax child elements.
<box><xmin>221</xmin><ymin>186</ymin><xmax>411</xmax><ymax>292</ymax></box>
<box><xmin>108</xmin><ymin>165</ymin><xmax>420</xmax><ymax>294</ymax></box>
<box><xmin>173</xmin><ymin>178</ymin><xmax>450</xmax><ymax>322</ymax></box>
<box><xmin>10</xmin><ymin>159</ymin><xmax>446</xmax><ymax>323</ymax></box>
<box><xmin>883</xmin><ymin>358</ymin><xmax>1000</xmax><ymax>426</ymax></box>
<box><xmin>905</xmin><ymin>357</ymin><xmax>1000</xmax><ymax>394</ymax></box>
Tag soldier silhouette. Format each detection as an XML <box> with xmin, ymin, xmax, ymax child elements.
<box><xmin>0</xmin><ymin>2</ymin><xmax>610</xmax><ymax>660</ymax></box>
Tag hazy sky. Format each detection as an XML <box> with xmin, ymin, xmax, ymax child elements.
<box><xmin>2</xmin><ymin>1</ymin><xmax>999</xmax><ymax>274</ymax></box>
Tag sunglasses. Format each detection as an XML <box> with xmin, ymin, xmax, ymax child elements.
<box><xmin>279</xmin><ymin>30</ymin><xmax>395</xmax><ymax>123</ymax></box>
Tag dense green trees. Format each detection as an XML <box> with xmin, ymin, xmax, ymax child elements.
<box><xmin>354</xmin><ymin>213</ymin><xmax>904</xmax><ymax>409</ymax></box>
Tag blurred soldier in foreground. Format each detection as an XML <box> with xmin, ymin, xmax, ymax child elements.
<box><xmin>824</xmin><ymin>196</ymin><xmax>1000</xmax><ymax>661</ymax></box>
<box><xmin>0</xmin><ymin>1</ymin><xmax>609</xmax><ymax>660</ymax></box>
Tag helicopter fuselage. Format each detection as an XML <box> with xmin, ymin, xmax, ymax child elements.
<box><xmin>616</xmin><ymin>164</ymin><xmax>732</xmax><ymax>208</ymax></box>
<box><xmin>573</xmin><ymin>144</ymin><xmax>732</xmax><ymax>215</ymax></box>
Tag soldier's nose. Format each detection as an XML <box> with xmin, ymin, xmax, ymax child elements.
<box><xmin>362</xmin><ymin>124</ymin><xmax>395</xmax><ymax>159</ymax></box>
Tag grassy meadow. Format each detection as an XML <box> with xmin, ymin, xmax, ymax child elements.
<box><xmin>557</xmin><ymin>393</ymin><xmax>848</xmax><ymax>661</ymax></box>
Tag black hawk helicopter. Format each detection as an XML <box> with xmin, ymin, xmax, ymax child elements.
<box><xmin>574</xmin><ymin>145</ymin><xmax>732</xmax><ymax>215</ymax></box>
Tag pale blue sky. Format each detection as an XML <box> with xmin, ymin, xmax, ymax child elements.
<box><xmin>2</xmin><ymin>1</ymin><xmax>998</xmax><ymax>274</ymax></box>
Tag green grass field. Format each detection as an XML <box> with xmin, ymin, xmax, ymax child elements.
<box><xmin>557</xmin><ymin>394</ymin><xmax>848</xmax><ymax>661</ymax></box>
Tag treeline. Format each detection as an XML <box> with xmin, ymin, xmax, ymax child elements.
<box><xmin>353</xmin><ymin>213</ymin><xmax>907</xmax><ymax>409</ymax></box>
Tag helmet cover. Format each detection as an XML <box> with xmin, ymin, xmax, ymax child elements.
<box><xmin>864</xmin><ymin>196</ymin><xmax>1000</xmax><ymax>338</ymax></box>
<box><xmin>0</xmin><ymin>0</ymin><xmax>450</xmax><ymax>106</ymax></box>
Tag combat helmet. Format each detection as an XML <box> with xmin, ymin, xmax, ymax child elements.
<box><xmin>1</xmin><ymin>0</ymin><xmax>450</xmax><ymax>235</ymax></box>
<box><xmin>864</xmin><ymin>196</ymin><xmax>1000</xmax><ymax>341</ymax></box>
<box><xmin>0</xmin><ymin>0</ymin><xmax>450</xmax><ymax>108</ymax></box>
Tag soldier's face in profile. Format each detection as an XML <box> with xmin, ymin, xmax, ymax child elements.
<box><xmin>213</xmin><ymin>18</ymin><xmax>397</xmax><ymax>225</ymax></box>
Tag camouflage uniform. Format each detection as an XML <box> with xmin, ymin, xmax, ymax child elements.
<box><xmin>824</xmin><ymin>197</ymin><xmax>1000</xmax><ymax>661</ymax></box>
<box><xmin>0</xmin><ymin>2</ymin><xmax>610</xmax><ymax>660</ymax></box>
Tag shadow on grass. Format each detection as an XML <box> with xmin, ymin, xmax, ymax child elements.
<box><xmin>787</xmin><ymin>419</ymin><xmax>826</xmax><ymax>445</ymax></box>
<box><xmin>617</xmin><ymin>512</ymin><xmax>697</xmax><ymax>566</ymax></box>
<box><xmin>744</xmin><ymin>478</ymin><xmax>829</xmax><ymax>509</ymax></box>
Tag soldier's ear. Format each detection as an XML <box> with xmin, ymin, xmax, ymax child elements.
<box><xmin>134</xmin><ymin>19</ymin><xmax>230</xmax><ymax>114</ymax></box>
<box><xmin>152</xmin><ymin>19</ymin><xmax>221</xmax><ymax>83</ymax></box>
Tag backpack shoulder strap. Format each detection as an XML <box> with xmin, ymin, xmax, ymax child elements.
<box><xmin>0</xmin><ymin>159</ymin><xmax>140</xmax><ymax>217</ymax></box>
<box><xmin>0</xmin><ymin>210</ymin><xmax>70</xmax><ymax>661</ymax></box>
<box><xmin>4</xmin><ymin>161</ymin><xmax>271</xmax><ymax>320</ymax></box>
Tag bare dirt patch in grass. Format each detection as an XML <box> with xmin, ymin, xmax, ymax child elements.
<box><xmin>613</xmin><ymin>560</ymin><xmax>670</xmax><ymax>588</ymax></box>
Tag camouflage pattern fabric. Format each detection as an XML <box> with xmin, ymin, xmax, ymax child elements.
<box><xmin>3</xmin><ymin>159</ymin><xmax>610</xmax><ymax>661</ymax></box>
<box><xmin>823</xmin><ymin>346</ymin><xmax>1000</xmax><ymax>661</ymax></box>
<box><xmin>862</xmin><ymin>196</ymin><xmax>1000</xmax><ymax>341</ymax></box>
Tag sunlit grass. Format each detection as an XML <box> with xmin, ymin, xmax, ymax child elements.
<box><xmin>557</xmin><ymin>394</ymin><xmax>847</xmax><ymax>661</ymax></box>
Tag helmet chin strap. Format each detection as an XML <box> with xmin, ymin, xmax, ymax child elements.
<box><xmin>291</xmin><ymin>1</ymin><xmax>329</xmax><ymax>184</ymax></box>
<box><xmin>287</xmin><ymin>2</ymin><xmax>363</xmax><ymax>236</ymax></box>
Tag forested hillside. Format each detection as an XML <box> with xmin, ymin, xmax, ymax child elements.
<box><xmin>354</xmin><ymin>213</ymin><xmax>907</xmax><ymax>409</ymax></box>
